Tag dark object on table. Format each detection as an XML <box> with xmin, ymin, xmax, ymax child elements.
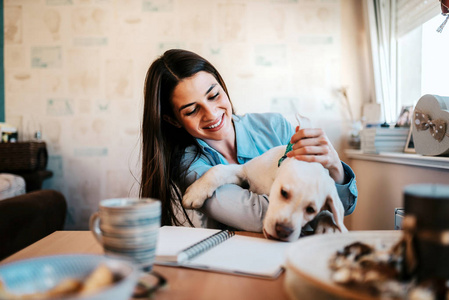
<box><xmin>404</xmin><ymin>184</ymin><xmax>449</xmax><ymax>282</ymax></box>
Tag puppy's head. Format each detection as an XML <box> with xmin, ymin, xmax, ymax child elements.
<box><xmin>262</xmin><ymin>160</ymin><xmax>347</xmax><ymax>242</ymax></box>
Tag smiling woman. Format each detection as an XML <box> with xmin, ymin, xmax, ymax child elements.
<box><xmin>140</xmin><ymin>49</ymin><xmax>358</xmax><ymax>232</ymax></box>
<box><xmin>140</xmin><ymin>49</ymin><xmax>235</xmax><ymax>228</ymax></box>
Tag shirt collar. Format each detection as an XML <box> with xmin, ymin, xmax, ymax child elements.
<box><xmin>233</xmin><ymin>115</ymin><xmax>260</xmax><ymax>160</ymax></box>
<box><xmin>187</xmin><ymin>139</ymin><xmax>225</xmax><ymax>164</ymax></box>
<box><xmin>189</xmin><ymin>115</ymin><xmax>260</xmax><ymax>163</ymax></box>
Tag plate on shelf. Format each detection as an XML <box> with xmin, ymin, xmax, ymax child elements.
<box><xmin>284</xmin><ymin>230</ymin><xmax>402</xmax><ymax>300</ymax></box>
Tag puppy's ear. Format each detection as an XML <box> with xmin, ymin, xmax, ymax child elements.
<box><xmin>324</xmin><ymin>186</ymin><xmax>348</xmax><ymax>233</ymax></box>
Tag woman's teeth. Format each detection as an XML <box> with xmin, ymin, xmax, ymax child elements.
<box><xmin>207</xmin><ymin>116</ymin><xmax>222</xmax><ymax>129</ymax></box>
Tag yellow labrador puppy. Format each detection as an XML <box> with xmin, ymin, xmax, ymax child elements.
<box><xmin>182</xmin><ymin>143</ymin><xmax>347</xmax><ymax>242</ymax></box>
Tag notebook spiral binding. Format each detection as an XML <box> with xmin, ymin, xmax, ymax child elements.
<box><xmin>180</xmin><ymin>230</ymin><xmax>235</xmax><ymax>261</ymax></box>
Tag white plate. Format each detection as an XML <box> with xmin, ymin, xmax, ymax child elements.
<box><xmin>284</xmin><ymin>230</ymin><xmax>402</xmax><ymax>300</ymax></box>
<box><xmin>0</xmin><ymin>254</ymin><xmax>139</xmax><ymax>300</ymax></box>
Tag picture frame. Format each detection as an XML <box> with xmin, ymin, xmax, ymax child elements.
<box><xmin>395</xmin><ymin>105</ymin><xmax>413</xmax><ymax>127</ymax></box>
<box><xmin>404</xmin><ymin>126</ymin><xmax>415</xmax><ymax>153</ymax></box>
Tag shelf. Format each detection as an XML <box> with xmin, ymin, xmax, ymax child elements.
<box><xmin>344</xmin><ymin>149</ymin><xmax>449</xmax><ymax>170</ymax></box>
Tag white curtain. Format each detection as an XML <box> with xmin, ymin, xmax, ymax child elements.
<box><xmin>365</xmin><ymin>0</ymin><xmax>396</xmax><ymax>123</ymax></box>
<box><xmin>396</xmin><ymin>0</ymin><xmax>441</xmax><ymax>38</ymax></box>
<box><xmin>364</xmin><ymin>0</ymin><xmax>440</xmax><ymax>123</ymax></box>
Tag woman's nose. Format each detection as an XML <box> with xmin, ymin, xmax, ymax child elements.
<box><xmin>202</xmin><ymin>104</ymin><xmax>217</xmax><ymax>121</ymax></box>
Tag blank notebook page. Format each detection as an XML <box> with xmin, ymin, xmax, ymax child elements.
<box><xmin>185</xmin><ymin>235</ymin><xmax>288</xmax><ymax>277</ymax></box>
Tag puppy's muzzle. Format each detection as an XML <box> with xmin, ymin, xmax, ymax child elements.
<box><xmin>275</xmin><ymin>222</ymin><xmax>294</xmax><ymax>239</ymax></box>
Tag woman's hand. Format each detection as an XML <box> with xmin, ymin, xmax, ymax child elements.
<box><xmin>287</xmin><ymin>126</ymin><xmax>345</xmax><ymax>184</ymax></box>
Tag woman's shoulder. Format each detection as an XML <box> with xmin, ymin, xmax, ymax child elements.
<box><xmin>234</xmin><ymin>112</ymin><xmax>288</xmax><ymax>127</ymax></box>
<box><xmin>234</xmin><ymin>113</ymin><xmax>294</xmax><ymax>147</ymax></box>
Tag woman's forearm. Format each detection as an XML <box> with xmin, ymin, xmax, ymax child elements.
<box><xmin>201</xmin><ymin>184</ymin><xmax>269</xmax><ymax>232</ymax></box>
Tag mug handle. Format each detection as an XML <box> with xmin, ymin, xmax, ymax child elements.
<box><xmin>89</xmin><ymin>212</ymin><xmax>103</xmax><ymax>244</ymax></box>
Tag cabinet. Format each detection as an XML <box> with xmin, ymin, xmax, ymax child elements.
<box><xmin>345</xmin><ymin>150</ymin><xmax>449</xmax><ymax>230</ymax></box>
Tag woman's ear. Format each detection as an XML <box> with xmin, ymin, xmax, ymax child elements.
<box><xmin>163</xmin><ymin>115</ymin><xmax>182</xmax><ymax>128</ymax></box>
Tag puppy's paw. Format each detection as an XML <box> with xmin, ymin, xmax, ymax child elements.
<box><xmin>182</xmin><ymin>180</ymin><xmax>216</xmax><ymax>209</ymax></box>
<box><xmin>315</xmin><ymin>221</ymin><xmax>340</xmax><ymax>234</ymax></box>
<box><xmin>182</xmin><ymin>166</ymin><xmax>229</xmax><ymax>209</ymax></box>
<box><xmin>182</xmin><ymin>187</ymin><xmax>206</xmax><ymax>209</ymax></box>
<box><xmin>314</xmin><ymin>211</ymin><xmax>341</xmax><ymax>234</ymax></box>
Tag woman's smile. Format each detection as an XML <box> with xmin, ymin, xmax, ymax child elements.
<box><xmin>204</xmin><ymin>114</ymin><xmax>224</xmax><ymax>130</ymax></box>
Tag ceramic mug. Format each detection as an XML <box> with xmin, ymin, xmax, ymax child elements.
<box><xmin>90</xmin><ymin>198</ymin><xmax>161</xmax><ymax>270</ymax></box>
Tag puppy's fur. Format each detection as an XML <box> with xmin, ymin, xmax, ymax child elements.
<box><xmin>182</xmin><ymin>145</ymin><xmax>348</xmax><ymax>242</ymax></box>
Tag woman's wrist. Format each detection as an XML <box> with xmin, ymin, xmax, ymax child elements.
<box><xmin>329</xmin><ymin>163</ymin><xmax>345</xmax><ymax>185</ymax></box>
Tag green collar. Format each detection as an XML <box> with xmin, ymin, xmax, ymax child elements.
<box><xmin>278</xmin><ymin>142</ymin><xmax>294</xmax><ymax>167</ymax></box>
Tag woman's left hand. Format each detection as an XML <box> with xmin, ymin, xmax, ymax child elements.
<box><xmin>287</xmin><ymin>126</ymin><xmax>345</xmax><ymax>184</ymax></box>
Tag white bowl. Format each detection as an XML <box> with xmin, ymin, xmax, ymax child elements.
<box><xmin>0</xmin><ymin>254</ymin><xmax>140</xmax><ymax>300</ymax></box>
<box><xmin>284</xmin><ymin>231</ymin><xmax>402</xmax><ymax>300</ymax></box>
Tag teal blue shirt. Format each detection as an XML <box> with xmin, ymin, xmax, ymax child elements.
<box><xmin>181</xmin><ymin>113</ymin><xmax>357</xmax><ymax>231</ymax></box>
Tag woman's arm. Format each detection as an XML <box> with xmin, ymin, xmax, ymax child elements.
<box><xmin>183</xmin><ymin>169</ymin><xmax>269</xmax><ymax>232</ymax></box>
<box><xmin>202</xmin><ymin>185</ymin><xmax>269</xmax><ymax>232</ymax></box>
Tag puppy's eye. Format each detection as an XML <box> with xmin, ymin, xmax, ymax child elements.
<box><xmin>306</xmin><ymin>206</ymin><xmax>316</xmax><ymax>214</ymax></box>
<box><xmin>280</xmin><ymin>189</ymin><xmax>288</xmax><ymax>199</ymax></box>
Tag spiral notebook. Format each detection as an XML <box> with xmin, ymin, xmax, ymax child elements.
<box><xmin>154</xmin><ymin>226</ymin><xmax>289</xmax><ymax>279</ymax></box>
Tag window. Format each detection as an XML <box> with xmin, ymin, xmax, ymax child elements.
<box><xmin>366</xmin><ymin>0</ymin><xmax>447</xmax><ymax>123</ymax></box>
<box><xmin>397</xmin><ymin>14</ymin><xmax>449</xmax><ymax>110</ymax></box>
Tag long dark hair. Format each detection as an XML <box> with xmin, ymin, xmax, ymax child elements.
<box><xmin>140</xmin><ymin>49</ymin><xmax>234</xmax><ymax>226</ymax></box>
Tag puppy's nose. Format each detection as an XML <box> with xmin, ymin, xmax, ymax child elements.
<box><xmin>275</xmin><ymin>222</ymin><xmax>293</xmax><ymax>239</ymax></box>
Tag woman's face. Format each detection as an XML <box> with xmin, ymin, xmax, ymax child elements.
<box><xmin>169</xmin><ymin>71</ymin><xmax>234</xmax><ymax>142</ymax></box>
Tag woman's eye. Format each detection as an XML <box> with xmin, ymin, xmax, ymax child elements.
<box><xmin>209</xmin><ymin>92</ymin><xmax>219</xmax><ymax>100</ymax></box>
<box><xmin>185</xmin><ymin>107</ymin><xmax>198</xmax><ymax>116</ymax></box>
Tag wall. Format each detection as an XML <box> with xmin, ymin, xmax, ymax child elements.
<box><xmin>3</xmin><ymin>0</ymin><xmax>370</xmax><ymax>229</ymax></box>
<box><xmin>346</xmin><ymin>159</ymin><xmax>449</xmax><ymax>230</ymax></box>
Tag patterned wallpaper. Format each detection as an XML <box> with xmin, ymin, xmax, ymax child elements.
<box><xmin>3</xmin><ymin>0</ymin><xmax>367</xmax><ymax>229</ymax></box>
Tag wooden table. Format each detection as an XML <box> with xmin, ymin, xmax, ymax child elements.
<box><xmin>0</xmin><ymin>231</ymin><xmax>289</xmax><ymax>300</ymax></box>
